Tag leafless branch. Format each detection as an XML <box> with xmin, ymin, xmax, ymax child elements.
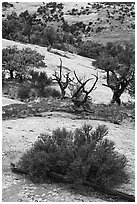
<box><xmin>72</xmin><ymin>72</ymin><xmax>98</xmax><ymax>108</ymax></box>
<box><xmin>53</xmin><ymin>58</ymin><xmax>73</xmax><ymax>99</ymax></box>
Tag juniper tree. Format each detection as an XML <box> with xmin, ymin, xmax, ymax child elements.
<box><xmin>2</xmin><ymin>46</ymin><xmax>46</xmax><ymax>81</ymax></box>
<box><xmin>94</xmin><ymin>41</ymin><xmax>135</xmax><ymax>105</ymax></box>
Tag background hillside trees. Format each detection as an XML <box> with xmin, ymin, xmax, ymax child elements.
<box><xmin>37</xmin><ymin>2</ymin><xmax>64</xmax><ymax>23</ymax></box>
<box><xmin>77</xmin><ymin>41</ymin><xmax>104</xmax><ymax>59</ymax></box>
<box><xmin>19</xmin><ymin>10</ymin><xmax>37</xmax><ymax>43</ymax></box>
<box><xmin>2</xmin><ymin>9</ymin><xmax>78</xmax><ymax>49</ymax></box>
<box><xmin>2</xmin><ymin>12</ymin><xmax>23</xmax><ymax>40</ymax></box>
<box><xmin>42</xmin><ymin>26</ymin><xmax>57</xmax><ymax>48</ymax></box>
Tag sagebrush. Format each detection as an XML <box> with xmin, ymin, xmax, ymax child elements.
<box><xmin>18</xmin><ymin>124</ymin><xmax>128</xmax><ymax>188</ymax></box>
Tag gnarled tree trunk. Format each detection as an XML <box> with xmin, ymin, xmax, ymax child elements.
<box><xmin>111</xmin><ymin>92</ymin><xmax>121</xmax><ymax>105</ymax></box>
<box><xmin>10</xmin><ymin>70</ymin><xmax>14</xmax><ymax>79</ymax></box>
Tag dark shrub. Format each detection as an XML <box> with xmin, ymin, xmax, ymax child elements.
<box><xmin>30</xmin><ymin>33</ymin><xmax>43</xmax><ymax>45</ymax></box>
<box><xmin>77</xmin><ymin>41</ymin><xmax>104</xmax><ymax>59</ymax></box>
<box><xmin>42</xmin><ymin>87</ymin><xmax>61</xmax><ymax>98</ymax></box>
<box><xmin>29</xmin><ymin>70</ymin><xmax>52</xmax><ymax>86</ymax></box>
<box><xmin>29</xmin><ymin>70</ymin><xmax>52</xmax><ymax>97</ymax></box>
<box><xmin>53</xmin><ymin>42</ymin><xmax>68</xmax><ymax>52</ymax></box>
<box><xmin>17</xmin><ymin>83</ymin><xmax>31</xmax><ymax>100</ymax></box>
<box><xmin>2</xmin><ymin>46</ymin><xmax>46</xmax><ymax>80</ymax></box>
<box><xmin>41</xmin><ymin>26</ymin><xmax>57</xmax><ymax>47</ymax></box>
<box><xmin>53</xmin><ymin>42</ymin><xmax>77</xmax><ymax>53</ymax></box>
<box><xmin>18</xmin><ymin>124</ymin><xmax>128</xmax><ymax>188</ymax></box>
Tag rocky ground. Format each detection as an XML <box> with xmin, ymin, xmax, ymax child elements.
<box><xmin>2</xmin><ymin>105</ymin><xmax>135</xmax><ymax>201</ymax></box>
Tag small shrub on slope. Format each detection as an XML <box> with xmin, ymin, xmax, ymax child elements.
<box><xmin>29</xmin><ymin>70</ymin><xmax>52</xmax><ymax>88</ymax></box>
<box><xmin>77</xmin><ymin>41</ymin><xmax>104</xmax><ymax>59</ymax></box>
<box><xmin>18</xmin><ymin>124</ymin><xmax>128</xmax><ymax>188</ymax></box>
<box><xmin>29</xmin><ymin>70</ymin><xmax>53</xmax><ymax>97</ymax></box>
<box><xmin>42</xmin><ymin>87</ymin><xmax>61</xmax><ymax>98</ymax></box>
<box><xmin>17</xmin><ymin>83</ymin><xmax>31</xmax><ymax>100</ymax></box>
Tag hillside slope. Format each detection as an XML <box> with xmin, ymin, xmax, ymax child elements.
<box><xmin>2</xmin><ymin>2</ymin><xmax>134</xmax><ymax>44</ymax></box>
<box><xmin>2</xmin><ymin>39</ymin><xmax>132</xmax><ymax>104</ymax></box>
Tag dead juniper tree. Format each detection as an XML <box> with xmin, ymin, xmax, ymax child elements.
<box><xmin>71</xmin><ymin>71</ymin><xmax>98</xmax><ymax>111</ymax></box>
<box><xmin>53</xmin><ymin>58</ymin><xmax>73</xmax><ymax>99</ymax></box>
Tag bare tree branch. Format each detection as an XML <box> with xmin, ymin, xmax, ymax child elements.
<box><xmin>72</xmin><ymin>72</ymin><xmax>98</xmax><ymax>108</ymax></box>
<box><xmin>102</xmin><ymin>84</ymin><xmax>111</xmax><ymax>88</ymax></box>
<box><xmin>53</xmin><ymin>58</ymin><xmax>73</xmax><ymax>99</ymax></box>
<box><xmin>85</xmin><ymin>73</ymin><xmax>98</xmax><ymax>94</ymax></box>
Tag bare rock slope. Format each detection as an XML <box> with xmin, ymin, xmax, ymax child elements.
<box><xmin>2</xmin><ymin>39</ymin><xmax>132</xmax><ymax>104</ymax></box>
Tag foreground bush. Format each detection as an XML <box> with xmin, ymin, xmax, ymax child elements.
<box><xmin>18</xmin><ymin>124</ymin><xmax>128</xmax><ymax>188</ymax></box>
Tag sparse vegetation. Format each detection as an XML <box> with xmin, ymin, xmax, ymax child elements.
<box><xmin>2</xmin><ymin>2</ymin><xmax>135</xmax><ymax>50</ymax></box>
<box><xmin>2</xmin><ymin>2</ymin><xmax>135</xmax><ymax>201</ymax></box>
<box><xmin>2</xmin><ymin>98</ymin><xmax>135</xmax><ymax>124</ymax></box>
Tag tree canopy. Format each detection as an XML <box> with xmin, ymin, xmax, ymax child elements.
<box><xmin>2</xmin><ymin>46</ymin><xmax>46</xmax><ymax>80</ymax></box>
